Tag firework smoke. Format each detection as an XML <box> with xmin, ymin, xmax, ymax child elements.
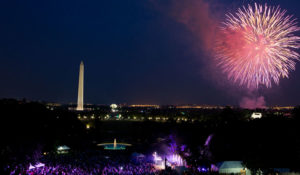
<box><xmin>239</xmin><ymin>96</ymin><xmax>266</xmax><ymax>109</ymax></box>
<box><xmin>215</xmin><ymin>3</ymin><xmax>300</xmax><ymax>89</ymax></box>
<box><xmin>150</xmin><ymin>0</ymin><xmax>219</xmax><ymax>52</ymax></box>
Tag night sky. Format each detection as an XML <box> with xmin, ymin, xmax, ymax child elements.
<box><xmin>1</xmin><ymin>0</ymin><xmax>300</xmax><ymax>106</ymax></box>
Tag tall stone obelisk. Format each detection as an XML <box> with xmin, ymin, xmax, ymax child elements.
<box><xmin>76</xmin><ymin>61</ymin><xmax>84</xmax><ymax>111</ymax></box>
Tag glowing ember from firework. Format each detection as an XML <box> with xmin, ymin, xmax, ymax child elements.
<box><xmin>215</xmin><ymin>3</ymin><xmax>300</xmax><ymax>88</ymax></box>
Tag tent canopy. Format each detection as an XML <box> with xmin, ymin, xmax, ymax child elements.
<box><xmin>219</xmin><ymin>161</ymin><xmax>245</xmax><ymax>174</ymax></box>
<box><xmin>57</xmin><ymin>145</ymin><xmax>70</xmax><ymax>151</ymax></box>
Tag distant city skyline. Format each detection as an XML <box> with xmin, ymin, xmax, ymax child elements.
<box><xmin>1</xmin><ymin>0</ymin><xmax>300</xmax><ymax>106</ymax></box>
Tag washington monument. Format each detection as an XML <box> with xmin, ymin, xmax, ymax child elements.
<box><xmin>76</xmin><ymin>61</ymin><xmax>84</xmax><ymax>111</ymax></box>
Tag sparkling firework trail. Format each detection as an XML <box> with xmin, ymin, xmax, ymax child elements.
<box><xmin>215</xmin><ymin>3</ymin><xmax>300</xmax><ymax>88</ymax></box>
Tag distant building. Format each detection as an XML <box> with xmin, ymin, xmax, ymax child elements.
<box><xmin>176</xmin><ymin>105</ymin><xmax>224</xmax><ymax>109</ymax></box>
<box><xmin>251</xmin><ymin>112</ymin><xmax>262</xmax><ymax>119</ymax></box>
<box><xmin>110</xmin><ymin>104</ymin><xmax>118</xmax><ymax>113</ymax></box>
<box><xmin>129</xmin><ymin>104</ymin><xmax>160</xmax><ymax>108</ymax></box>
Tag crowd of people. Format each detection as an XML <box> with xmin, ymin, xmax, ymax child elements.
<box><xmin>5</xmin><ymin>152</ymin><xmax>160</xmax><ymax>175</ymax></box>
<box><xmin>7</xmin><ymin>163</ymin><xmax>157</xmax><ymax>175</ymax></box>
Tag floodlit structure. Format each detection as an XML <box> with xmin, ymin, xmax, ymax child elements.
<box><xmin>251</xmin><ymin>112</ymin><xmax>262</xmax><ymax>119</ymax></box>
<box><xmin>153</xmin><ymin>152</ymin><xmax>165</xmax><ymax>169</ymax></box>
<box><xmin>110</xmin><ymin>104</ymin><xmax>118</xmax><ymax>112</ymax></box>
<box><xmin>76</xmin><ymin>61</ymin><xmax>84</xmax><ymax>111</ymax></box>
<box><xmin>167</xmin><ymin>154</ymin><xmax>186</xmax><ymax>167</ymax></box>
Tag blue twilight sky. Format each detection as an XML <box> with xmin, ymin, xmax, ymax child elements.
<box><xmin>0</xmin><ymin>0</ymin><xmax>300</xmax><ymax>106</ymax></box>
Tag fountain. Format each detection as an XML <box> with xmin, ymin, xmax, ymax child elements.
<box><xmin>114</xmin><ymin>138</ymin><xmax>117</xmax><ymax>148</ymax></box>
<box><xmin>97</xmin><ymin>139</ymin><xmax>131</xmax><ymax>150</ymax></box>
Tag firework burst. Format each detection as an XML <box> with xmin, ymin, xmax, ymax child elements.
<box><xmin>215</xmin><ymin>3</ymin><xmax>300</xmax><ymax>88</ymax></box>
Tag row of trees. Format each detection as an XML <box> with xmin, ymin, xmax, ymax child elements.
<box><xmin>1</xmin><ymin>99</ymin><xmax>300</xmax><ymax>172</ymax></box>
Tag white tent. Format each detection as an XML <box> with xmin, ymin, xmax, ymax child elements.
<box><xmin>57</xmin><ymin>145</ymin><xmax>70</xmax><ymax>151</ymax></box>
<box><xmin>57</xmin><ymin>145</ymin><xmax>70</xmax><ymax>154</ymax></box>
<box><xmin>219</xmin><ymin>161</ymin><xmax>251</xmax><ymax>175</ymax></box>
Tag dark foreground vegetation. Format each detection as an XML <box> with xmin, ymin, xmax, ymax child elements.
<box><xmin>1</xmin><ymin>99</ymin><xmax>300</xmax><ymax>174</ymax></box>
